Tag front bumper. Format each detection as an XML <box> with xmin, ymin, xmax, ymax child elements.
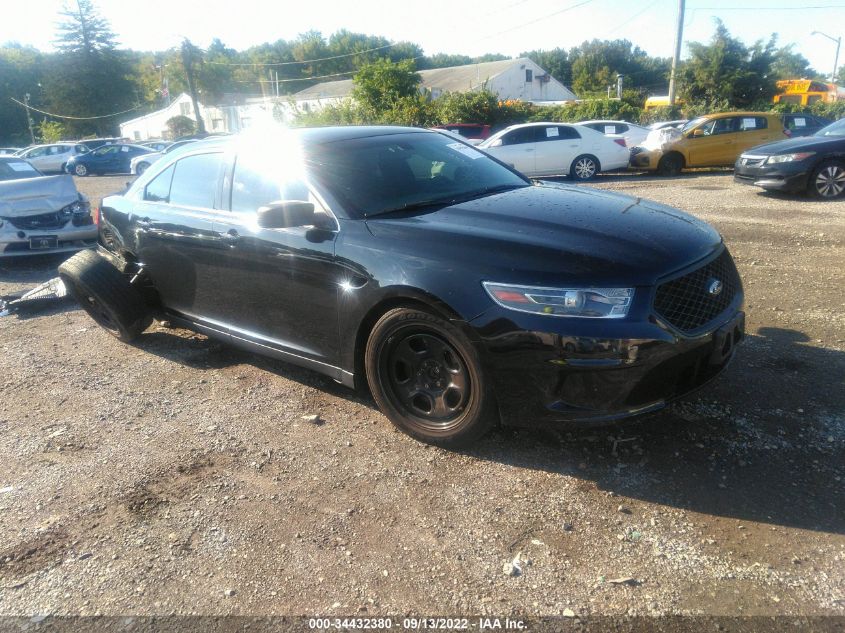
<box><xmin>628</xmin><ymin>147</ymin><xmax>661</xmax><ymax>171</ymax></box>
<box><xmin>470</xmin><ymin>260</ymin><xmax>745</xmax><ymax>426</ymax></box>
<box><xmin>733</xmin><ymin>157</ymin><xmax>811</xmax><ymax>193</ymax></box>
<box><xmin>0</xmin><ymin>218</ymin><xmax>97</xmax><ymax>257</ymax></box>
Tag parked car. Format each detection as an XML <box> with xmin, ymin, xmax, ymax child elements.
<box><xmin>15</xmin><ymin>143</ymin><xmax>90</xmax><ymax>173</ymax></box>
<box><xmin>431</xmin><ymin>124</ymin><xmax>492</xmax><ymax>145</ymax></box>
<box><xmin>79</xmin><ymin>137</ymin><xmax>121</xmax><ymax>150</ymax></box>
<box><xmin>578</xmin><ymin>120</ymin><xmax>651</xmax><ymax>147</ymax></box>
<box><xmin>478</xmin><ymin>122</ymin><xmax>630</xmax><ymax>179</ymax></box>
<box><xmin>648</xmin><ymin>120</ymin><xmax>688</xmax><ymax>131</ymax></box>
<box><xmin>781</xmin><ymin>113</ymin><xmax>833</xmax><ymax>138</ymax></box>
<box><xmin>629</xmin><ymin>112</ymin><xmax>787</xmax><ymax>175</ymax></box>
<box><xmin>139</xmin><ymin>140</ymin><xmax>172</xmax><ymax>152</ymax></box>
<box><xmin>58</xmin><ymin>127</ymin><xmax>744</xmax><ymax>447</ymax></box>
<box><xmin>0</xmin><ymin>148</ymin><xmax>22</xmax><ymax>155</ymax></box>
<box><xmin>0</xmin><ymin>156</ymin><xmax>96</xmax><ymax>256</ymax></box>
<box><xmin>734</xmin><ymin>116</ymin><xmax>845</xmax><ymax>199</ymax></box>
<box><xmin>66</xmin><ymin>143</ymin><xmax>154</xmax><ymax>176</ymax></box>
<box><xmin>130</xmin><ymin>139</ymin><xmax>196</xmax><ymax>175</ymax></box>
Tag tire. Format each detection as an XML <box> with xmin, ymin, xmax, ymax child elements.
<box><xmin>73</xmin><ymin>163</ymin><xmax>88</xmax><ymax>177</ymax></box>
<box><xmin>570</xmin><ymin>154</ymin><xmax>599</xmax><ymax>181</ymax></box>
<box><xmin>365</xmin><ymin>307</ymin><xmax>496</xmax><ymax>448</ymax></box>
<box><xmin>657</xmin><ymin>152</ymin><xmax>684</xmax><ymax>176</ymax></box>
<box><xmin>58</xmin><ymin>250</ymin><xmax>152</xmax><ymax>343</ymax></box>
<box><xmin>136</xmin><ymin>162</ymin><xmax>149</xmax><ymax>175</ymax></box>
<box><xmin>60</xmin><ymin>162</ymin><xmax>67</xmax><ymax>174</ymax></box>
<box><xmin>807</xmin><ymin>160</ymin><xmax>845</xmax><ymax>199</ymax></box>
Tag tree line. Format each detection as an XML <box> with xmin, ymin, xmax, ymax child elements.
<box><xmin>0</xmin><ymin>0</ymin><xmax>841</xmax><ymax>144</ymax></box>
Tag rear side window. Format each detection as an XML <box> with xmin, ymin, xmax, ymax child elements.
<box><xmin>557</xmin><ymin>126</ymin><xmax>580</xmax><ymax>140</ymax></box>
<box><xmin>231</xmin><ymin>156</ymin><xmax>310</xmax><ymax>213</ymax></box>
<box><xmin>169</xmin><ymin>153</ymin><xmax>222</xmax><ymax>208</ymax></box>
<box><xmin>738</xmin><ymin>116</ymin><xmax>767</xmax><ymax>132</ymax></box>
<box><xmin>144</xmin><ymin>164</ymin><xmax>175</xmax><ymax>202</ymax></box>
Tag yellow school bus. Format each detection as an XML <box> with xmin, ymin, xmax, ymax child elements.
<box><xmin>774</xmin><ymin>80</ymin><xmax>845</xmax><ymax>106</ymax></box>
<box><xmin>644</xmin><ymin>95</ymin><xmax>685</xmax><ymax>110</ymax></box>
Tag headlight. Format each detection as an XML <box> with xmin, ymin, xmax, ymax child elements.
<box><xmin>766</xmin><ymin>152</ymin><xmax>815</xmax><ymax>164</ymax></box>
<box><xmin>59</xmin><ymin>200</ymin><xmax>90</xmax><ymax>217</ymax></box>
<box><xmin>483</xmin><ymin>282</ymin><xmax>634</xmax><ymax>318</ymax></box>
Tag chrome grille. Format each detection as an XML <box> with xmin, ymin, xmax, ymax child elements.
<box><xmin>8</xmin><ymin>212</ymin><xmax>68</xmax><ymax>231</ymax></box>
<box><xmin>654</xmin><ymin>249</ymin><xmax>741</xmax><ymax>333</ymax></box>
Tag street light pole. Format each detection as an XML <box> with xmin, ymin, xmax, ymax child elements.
<box><xmin>812</xmin><ymin>31</ymin><xmax>842</xmax><ymax>83</ymax></box>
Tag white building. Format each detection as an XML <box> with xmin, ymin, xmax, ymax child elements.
<box><xmin>292</xmin><ymin>57</ymin><xmax>577</xmax><ymax>111</ymax></box>
<box><xmin>119</xmin><ymin>93</ymin><xmax>279</xmax><ymax>140</ymax></box>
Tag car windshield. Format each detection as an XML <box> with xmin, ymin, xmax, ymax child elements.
<box><xmin>0</xmin><ymin>159</ymin><xmax>41</xmax><ymax>181</ymax></box>
<box><xmin>814</xmin><ymin>118</ymin><xmax>845</xmax><ymax>137</ymax></box>
<box><xmin>306</xmin><ymin>132</ymin><xmax>529</xmax><ymax>218</ymax></box>
<box><xmin>681</xmin><ymin>117</ymin><xmax>709</xmax><ymax>134</ymax></box>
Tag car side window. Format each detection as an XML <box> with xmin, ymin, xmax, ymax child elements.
<box><xmin>738</xmin><ymin>116</ymin><xmax>767</xmax><ymax>132</ymax></box>
<box><xmin>502</xmin><ymin>128</ymin><xmax>535</xmax><ymax>146</ymax></box>
<box><xmin>144</xmin><ymin>164</ymin><xmax>175</xmax><ymax>202</ymax></box>
<box><xmin>27</xmin><ymin>147</ymin><xmax>46</xmax><ymax>158</ymax></box>
<box><xmin>557</xmin><ymin>126</ymin><xmax>581</xmax><ymax>140</ymax></box>
<box><xmin>231</xmin><ymin>156</ymin><xmax>311</xmax><ymax>213</ymax></box>
<box><xmin>533</xmin><ymin>126</ymin><xmax>563</xmax><ymax>142</ymax></box>
<box><xmin>169</xmin><ymin>153</ymin><xmax>222</xmax><ymax>209</ymax></box>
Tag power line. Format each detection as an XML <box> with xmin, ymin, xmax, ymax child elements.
<box><xmin>606</xmin><ymin>0</ymin><xmax>661</xmax><ymax>35</ymax></box>
<box><xmin>204</xmin><ymin>42</ymin><xmax>402</xmax><ymax>67</ymax></box>
<box><xmin>480</xmin><ymin>0</ymin><xmax>596</xmax><ymax>40</ymax></box>
<box><xmin>10</xmin><ymin>98</ymin><xmax>143</xmax><ymax>120</ymax></box>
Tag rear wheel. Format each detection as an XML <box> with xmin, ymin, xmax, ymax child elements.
<box><xmin>58</xmin><ymin>250</ymin><xmax>152</xmax><ymax>342</ymax></box>
<box><xmin>136</xmin><ymin>162</ymin><xmax>150</xmax><ymax>175</ymax></box>
<box><xmin>365</xmin><ymin>307</ymin><xmax>496</xmax><ymax>448</ymax></box>
<box><xmin>73</xmin><ymin>163</ymin><xmax>88</xmax><ymax>177</ymax></box>
<box><xmin>570</xmin><ymin>155</ymin><xmax>599</xmax><ymax>181</ymax></box>
<box><xmin>808</xmin><ymin>160</ymin><xmax>845</xmax><ymax>199</ymax></box>
<box><xmin>657</xmin><ymin>152</ymin><xmax>684</xmax><ymax>176</ymax></box>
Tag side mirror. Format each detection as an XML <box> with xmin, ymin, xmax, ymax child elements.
<box><xmin>257</xmin><ymin>201</ymin><xmax>315</xmax><ymax>229</ymax></box>
<box><xmin>690</xmin><ymin>128</ymin><xmax>705</xmax><ymax>138</ymax></box>
<box><xmin>487</xmin><ymin>138</ymin><xmax>503</xmax><ymax>148</ymax></box>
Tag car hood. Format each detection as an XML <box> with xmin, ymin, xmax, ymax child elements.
<box><xmin>0</xmin><ymin>175</ymin><xmax>80</xmax><ymax>217</ymax></box>
<box><xmin>744</xmin><ymin>135</ymin><xmax>845</xmax><ymax>156</ymax></box>
<box><xmin>364</xmin><ymin>183</ymin><xmax>722</xmax><ymax>286</ymax></box>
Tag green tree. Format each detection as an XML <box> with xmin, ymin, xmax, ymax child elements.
<box><xmin>351</xmin><ymin>58</ymin><xmax>421</xmax><ymax>115</ymax></box>
<box><xmin>43</xmin><ymin>0</ymin><xmax>136</xmax><ymax>137</ymax></box>
<box><xmin>520</xmin><ymin>48</ymin><xmax>571</xmax><ymax>86</ymax></box>
<box><xmin>166</xmin><ymin>115</ymin><xmax>196</xmax><ymax>138</ymax></box>
<box><xmin>39</xmin><ymin>119</ymin><xmax>67</xmax><ymax>142</ymax></box>
<box><xmin>679</xmin><ymin>20</ymin><xmax>777</xmax><ymax>109</ymax></box>
<box><xmin>0</xmin><ymin>44</ymin><xmax>44</xmax><ymax>145</ymax></box>
<box><xmin>568</xmin><ymin>39</ymin><xmax>670</xmax><ymax>96</ymax></box>
<box><xmin>771</xmin><ymin>44</ymin><xmax>815</xmax><ymax>80</ymax></box>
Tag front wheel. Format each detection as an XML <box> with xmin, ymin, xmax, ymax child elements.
<box><xmin>657</xmin><ymin>153</ymin><xmax>684</xmax><ymax>176</ymax></box>
<box><xmin>365</xmin><ymin>307</ymin><xmax>497</xmax><ymax>448</ymax></box>
<box><xmin>570</xmin><ymin>155</ymin><xmax>599</xmax><ymax>181</ymax></box>
<box><xmin>73</xmin><ymin>163</ymin><xmax>88</xmax><ymax>177</ymax></box>
<box><xmin>136</xmin><ymin>162</ymin><xmax>149</xmax><ymax>175</ymax></box>
<box><xmin>808</xmin><ymin>161</ymin><xmax>845</xmax><ymax>199</ymax></box>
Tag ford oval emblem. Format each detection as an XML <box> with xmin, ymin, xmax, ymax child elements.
<box><xmin>707</xmin><ymin>278</ymin><xmax>723</xmax><ymax>296</ymax></box>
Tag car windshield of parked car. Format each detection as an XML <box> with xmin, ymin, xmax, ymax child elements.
<box><xmin>92</xmin><ymin>146</ymin><xmax>119</xmax><ymax>156</ymax></box>
<box><xmin>306</xmin><ymin>132</ymin><xmax>529</xmax><ymax>218</ymax></box>
<box><xmin>815</xmin><ymin>118</ymin><xmax>845</xmax><ymax>137</ymax></box>
<box><xmin>0</xmin><ymin>159</ymin><xmax>42</xmax><ymax>181</ymax></box>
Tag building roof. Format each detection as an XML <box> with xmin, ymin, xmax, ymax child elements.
<box><xmin>293</xmin><ymin>57</ymin><xmax>537</xmax><ymax>100</ymax></box>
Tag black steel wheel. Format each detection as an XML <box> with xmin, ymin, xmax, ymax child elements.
<box><xmin>657</xmin><ymin>152</ymin><xmax>684</xmax><ymax>176</ymax></box>
<box><xmin>365</xmin><ymin>307</ymin><xmax>496</xmax><ymax>447</ymax></box>
<box><xmin>58</xmin><ymin>250</ymin><xmax>152</xmax><ymax>342</ymax></box>
<box><xmin>808</xmin><ymin>160</ymin><xmax>845</xmax><ymax>199</ymax></box>
<box><xmin>570</xmin><ymin>155</ymin><xmax>599</xmax><ymax>181</ymax></box>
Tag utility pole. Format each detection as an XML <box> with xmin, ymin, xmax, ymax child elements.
<box><xmin>23</xmin><ymin>93</ymin><xmax>35</xmax><ymax>144</ymax></box>
<box><xmin>181</xmin><ymin>39</ymin><xmax>206</xmax><ymax>134</ymax></box>
<box><xmin>812</xmin><ymin>31</ymin><xmax>841</xmax><ymax>83</ymax></box>
<box><xmin>668</xmin><ymin>0</ymin><xmax>685</xmax><ymax>106</ymax></box>
<box><xmin>616</xmin><ymin>74</ymin><xmax>624</xmax><ymax>99</ymax></box>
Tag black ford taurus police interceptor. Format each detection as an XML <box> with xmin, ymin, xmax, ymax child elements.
<box><xmin>58</xmin><ymin>126</ymin><xmax>745</xmax><ymax>447</ymax></box>
<box><xmin>735</xmin><ymin>117</ymin><xmax>845</xmax><ymax>199</ymax></box>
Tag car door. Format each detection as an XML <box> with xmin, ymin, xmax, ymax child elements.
<box><xmin>131</xmin><ymin>151</ymin><xmax>228</xmax><ymax>322</ymax></box>
<box><xmin>488</xmin><ymin>127</ymin><xmax>537</xmax><ymax>175</ymax></box>
<box><xmin>687</xmin><ymin>117</ymin><xmax>739</xmax><ymax>166</ymax></box>
<box><xmin>209</xmin><ymin>148</ymin><xmax>342</xmax><ymax>366</ymax></box>
<box><xmin>22</xmin><ymin>147</ymin><xmax>49</xmax><ymax>171</ymax></box>
<box><xmin>533</xmin><ymin>125</ymin><xmax>581</xmax><ymax>176</ymax></box>
<box><xmin>735</xmin><ymin>116</ymin><xmax>777</xmax><ymax>154</ymax></box>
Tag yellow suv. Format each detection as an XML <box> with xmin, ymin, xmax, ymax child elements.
<box><xmin>631</xmin><ymin>112</ymin><xmax>787</xmax><ymax>175</ymax></box>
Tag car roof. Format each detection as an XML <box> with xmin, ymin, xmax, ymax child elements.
<box><xmin>698</xmin><ymin>111</ymin><xmax>778</xmax><ymax>119</ymax></box>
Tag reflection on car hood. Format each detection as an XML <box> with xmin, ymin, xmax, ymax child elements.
<box><xmin>365</xmin><ymin>183</ymin><xmax>722</xmax><ymax>286</ymax></box>
<box><xmin>0</xmin><ymin>175</ymin><xmax>80</xmax><ymax>217</ymax></box>
<box><xmin>743</xmin><ymin>135</ymin><xmax>845</xmax><ymax>156</ymax></box>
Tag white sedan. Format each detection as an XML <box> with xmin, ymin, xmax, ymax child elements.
<box><xmin>130</xmin><ymin>139</ymin><xmax>196</xmax><ymax>175</ymax></box>
<box><xmin>477</xmin><ymin>122</ymin><xmax>630</xmax><ymax>180</ymax></box>
<box><xmin>578</xmin><ymin>120</ymin><xmax>651</xmax><ymax>148</ymax></box>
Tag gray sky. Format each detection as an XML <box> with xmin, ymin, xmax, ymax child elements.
<box><xmin>2</xmin><ymin>0</ymin><xmax>843</xmax><ymax>80</ymax></box>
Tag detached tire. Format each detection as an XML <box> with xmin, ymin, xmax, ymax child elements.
<box><xmin>365</xmin><ymin>307</ymin><xmax>496</xmax><ymax>448</ymax></box>
<box><xmin>58</xmin><ymin>250</ymin><xmax>152</xmax><ymax>342</ymax></box>
<box><xmin>657</xmin><ymin>152</ymin><xmax>684</xmax><ymax>176</ymax></box>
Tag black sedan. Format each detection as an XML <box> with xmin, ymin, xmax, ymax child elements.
<box><xmin>57</xmin><ymin>127</ymin><xmax>744</xmax><ymax>447</ymax></box>
<box><xmin>735</xmin><ymin>117</ymin><xmax>845</xmax><ymax>198</ymax></box>
<box><xmin>66</xmin><ymin>143</ymin><xmax>153</xmax><ymax>176</ymax></box>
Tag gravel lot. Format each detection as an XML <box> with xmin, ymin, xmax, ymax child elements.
<box><xmin>0</xmin><ymin>172</ymin><xmax>843</xmax><ymax>620</ymax></box>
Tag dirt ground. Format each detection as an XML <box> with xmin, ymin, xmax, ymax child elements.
<box><xmin>0</xmin><ymin>172</ymin><xmax>843</xmax><ymax>621</ymax></box>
